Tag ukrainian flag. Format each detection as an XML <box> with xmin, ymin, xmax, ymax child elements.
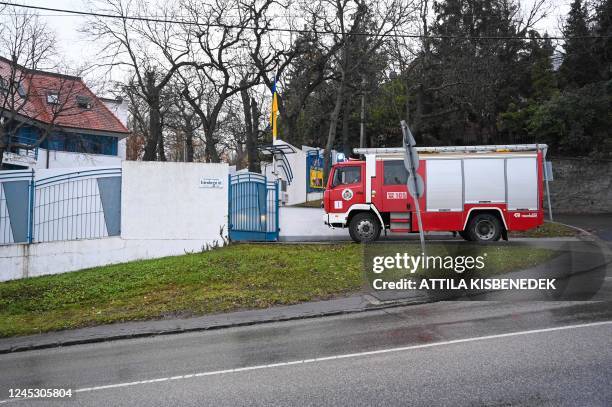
<box><xmin>270</xmin><ymin>77</ymin><xmax>279</xmax><ymax>143</ymax></box>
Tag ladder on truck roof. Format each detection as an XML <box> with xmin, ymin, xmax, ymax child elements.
<box><xmin>354</xmin><ymin>144</ymin><xmax>548</xmax><ymax>155</ymax></box>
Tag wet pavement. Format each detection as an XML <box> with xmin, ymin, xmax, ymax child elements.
<box><xmin>1</xmin><ymin>301</ymin><xmax>611</xmax><ymax>406</ymax></box>
<box><xmin>556</xmin><ymin>213</ymin><xmax>612</xmax><ymax>242</ymax></box>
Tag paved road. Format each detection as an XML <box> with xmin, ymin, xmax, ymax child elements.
<box><xmin>1</xmin><ymin>301</ymin><xmax>611</xmax><ymax>406</ymax></box>
<box><xmin>556</xmin><ymin>214</ymin><xmax>612</xmax><ymax>243</ymax></box>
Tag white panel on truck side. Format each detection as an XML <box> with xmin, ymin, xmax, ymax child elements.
<box><xmin>506</xmin><ymin>157</ymin><xmax>538</xmax><ymax>210</ymax></box>
<box><xmin>426</xmin><ymin>159</ymin><xmax>463</xmax><ymax>211</ymax></box>
<box><xmin>464</xmin><ymin>158</ymin><xmax>505</xmax><ymax>203</ymax></box>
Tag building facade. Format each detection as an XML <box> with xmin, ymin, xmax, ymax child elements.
<box><xmin>0</xmin><ymin>56</ymin><xmax>129</xmax><ymax>170</ymax></box>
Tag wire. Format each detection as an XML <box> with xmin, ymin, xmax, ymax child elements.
<box><xmin>1</xmin><ymin>1</ymin><xmax>611</xmax><ymax>41</ymax></box>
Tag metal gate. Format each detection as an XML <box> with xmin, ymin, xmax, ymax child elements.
<box><xmin>0</xmin><ymin>168</ymin><xmax>121</xmax><ymax>245</ymax></box>
<box><xmin>228</xmin><ymin>172</ymin><xmax>279</xmax><ymax>241</ymax></box>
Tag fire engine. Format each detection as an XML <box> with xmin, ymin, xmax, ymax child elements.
<box><xmin>323</xmin><ymin>144</ymin><xmax>548</xmax><ymax>243</ymax></box>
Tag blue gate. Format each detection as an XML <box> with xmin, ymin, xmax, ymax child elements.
<box><xmin>0</xmin><ymin>168</ymin><xmax>121</xmax><ymax>245</ymax></box>
<box><xmin>228</xmin><ymin>173</ymin><xmax>279</xmax><ymax>241</ymax></box>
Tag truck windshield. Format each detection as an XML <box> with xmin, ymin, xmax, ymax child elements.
<box><xmin>332</xmin><ymin>166</ymin><xmax>361</xmax><ymax>187</ymax></box>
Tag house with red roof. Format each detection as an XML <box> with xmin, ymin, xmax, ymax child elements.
<box><xmin>0</xmin><ymin>56</ymin><xmax>129</xmax><ymax>170</ymax></box>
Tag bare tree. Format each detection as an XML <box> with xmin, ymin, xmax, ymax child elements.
<box><xmin>164</xmin><ymin>76</ymin><xmax>203</xmax><ymax>162</ymax></box>
<box><xmin>179</xmin><ymin>0</ymin><xmax>277</xmax><ymax>163</ymax></box>
<box><xmin>0</xmin><ymin>8</ymin><xmax>93</xmax><ymax>168</ymax></box>
<box><xmin>322</xmin><ymin>0</ymin><xmax>417</xmax><ymax>178</ymax></box>
<box><xmin>85</xmin><ymin>0</ymin><xmax>194</xmax><ymax>161</ymax></box>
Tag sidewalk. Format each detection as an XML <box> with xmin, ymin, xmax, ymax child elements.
<box><xmin>0</xmin><ymin>294</ymin><xmax>429</xmax><ymax>354</ymax></box>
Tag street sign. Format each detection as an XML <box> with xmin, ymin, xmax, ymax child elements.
<box><xmin>407</xmin><ymin>173</ymin><xmax>424</xmax><ymax>198</ymax></box>
<box><xmin>401</xmin><ymin>120</ymin><xmax>426</xmax><ymax>255</ymax></box>
<box><xmin>544</xmin><ymin>161</ymin><xmax>553</xmax><ymax>181</ymax></box>
<box><xmin>402</xmin><ymin>125</ymin><xmax>419</xmax><ymax>172</ymax></box>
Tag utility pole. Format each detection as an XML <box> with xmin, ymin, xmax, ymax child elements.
<box><xmin>359</xmin><ymin>75</ymin><xmax>366</xmax><ymax>149</ymax></box>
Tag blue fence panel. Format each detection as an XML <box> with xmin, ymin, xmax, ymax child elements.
<box><xmin>0</xmin><ymin>168</ymin><xmax>121</xmax><ymax>245</ymax></box>
<box><xmin>229</xmin><ymin>172</ymin><xmax>279</xmax><ymax>242</ymax></box>
<box><xmin>0</xmin><ymin>170</ymin><xmax>34</xmax><ymax>244</ymax></box>
<box><xmin>33</xmin><ymin>168</ymin><xmax>122</xmax><ymax>243</ymax></box>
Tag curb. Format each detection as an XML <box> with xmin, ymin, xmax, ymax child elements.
<box><xmin>0</xmin><ymin>296</ymin><xmax>433</xmax><ymax>355</ymax></box>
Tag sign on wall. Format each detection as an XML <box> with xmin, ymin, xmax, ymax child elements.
<box><xmin>306</xmin><ymin>150</ymin><xmax>325</xmax><ymax>193</ymax></box>
<box><xmin>200</xmin><ymin>177</ymin><xmax>223</xmax><ymax>188</ymax></box>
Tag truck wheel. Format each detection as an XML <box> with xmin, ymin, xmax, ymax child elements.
<box><xmin>349</xmin><ymin>213</ymin><xmax>381</xmax><ymax>243</ymax></box>
<box><xmin>458</xmin><ymin>230</ymin><xmax>472</xmax><ymax>241</ymax></box>
<box><xmin>467</xmin><ymin>213</ymin><xmax>502</xmax><ymax>242</ymax></box>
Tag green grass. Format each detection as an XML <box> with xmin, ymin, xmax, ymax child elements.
<box><xmin>0</xmin><ymin>242</ymin><xmax>558</xmax><ymax>338</ymax></box>
<box><xmin>509</xmin><ymin>221</ymin><xmax>578</xmax><ymax>238</ymax></box>
<box><xmin>0</xmin><ymin>244</ymin><xmax>361</xmax><ymax>337</ymax></box>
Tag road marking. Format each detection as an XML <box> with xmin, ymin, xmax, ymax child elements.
<box><xmin>1</xmin><ymin>320</ymin><xmax>610</xmax><ymax>403</ymax></box>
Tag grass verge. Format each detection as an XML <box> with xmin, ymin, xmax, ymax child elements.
<box><xmin>0</xmin><ymin>244</ymin><xmax>361</xmax><ymax>337</ymax></box>
<box><xmin>509</xmin><ymin>221</ymin><xmax>578</xmax><ymax>238</ymax></box>
<box><xmin>0</xmin><ymin>242</ymin><xmax>557</xmax><ymax>337</ymax></box>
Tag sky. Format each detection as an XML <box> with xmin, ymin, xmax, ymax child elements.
<box><xmin>2</xmin><ymin>0</ymin><xmax>572</xmax><ymax>93</ymax></box>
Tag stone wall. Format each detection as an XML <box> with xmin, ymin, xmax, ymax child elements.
<box><xmin>549</xmin><ymin>158</ymin><xmax>612</xmax><ymax>214</ymax></box>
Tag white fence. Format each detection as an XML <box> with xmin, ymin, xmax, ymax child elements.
<box><xmin>0</xmin><ymin>161</ymin><xmax>229</xmax><ymax>281</ymax></box>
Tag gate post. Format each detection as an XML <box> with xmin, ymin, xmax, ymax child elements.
<box><xmin>275</xmin><ymin>180</ymin><xmax>280</xmax><ymax>239</ymax></box>
<box><xmin>227</xmin><ymin>174</ymin><xmax>232</xmax><ymax>239</ymax></box>
<box><xmin>27</xmin><ymin>169</ymin><xmax>35</xmax><ymax>244</ymax></box>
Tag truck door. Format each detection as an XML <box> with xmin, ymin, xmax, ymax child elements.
<box><xmin>328</xmin><ymin>164</ymin><xmax>364</xmax><ymax>213</ymax></box>
<box><xmin>379</xmin><ymin>160</ymin><xmax>410</xmax><ymax>213</ymax></box>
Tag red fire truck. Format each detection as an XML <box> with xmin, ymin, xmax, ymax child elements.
<box><xmin>323</xmin><ymin>144</ymin><xmax>548</xmax><ymax>243</ymax></box>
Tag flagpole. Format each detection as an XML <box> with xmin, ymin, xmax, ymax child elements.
<box><xmin>271</xmin><ymin>72</ymin><xmax>278</xmax><ymax>181</ymax></box>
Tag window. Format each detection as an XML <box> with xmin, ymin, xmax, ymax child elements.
<box><xmin>383</xmin><ymin>160</ymin><xmax>408</xmax><ymax>185</ymax></box>
<box><xmin>43</xmin><ymin>132</ymin><xmax>118</xmax><ymax>156</ymax></box>
<box><xmin>332</xmin><ymin>166</ymin><xmax>361</xmax><ymax>187</ymax></box>
<box><xmin>47</xmin><ymin>92</ymin><xmax>59</xmax><ymax>104</ymax></box>
<box><xmin>0</xmin><ymin>77</ymin><xmax>8</xmax><ymax>93</ymax></box>
<box><xmin>76</xmin><ymin>95</ymin><xmax>92</xmax><ymax>109</ymax></box>
<box><xmin>16</xmin><ymin>82</ymin><xmax>26</xmax><ymax>98</ymax></box>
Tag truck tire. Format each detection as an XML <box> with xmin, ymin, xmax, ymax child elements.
<box><xmin>458</xmin><ymin>230</ymin><xmax>472</xmax><ymax>241</ymax></box>
<box><xmin>349</xmin><ymin>212</ymin><xmax>381</xmax><ymax>243</ymax></box>
<box><xmin>466</xmin><ymin>213</ymin><xmax>502</xmax><ymax>242</ymax></box>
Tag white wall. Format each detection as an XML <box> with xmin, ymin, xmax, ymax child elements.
<box><xmin>279</xmin><ymin>207</ymin><xmax>349</xmax><ymax>241</ymax></box>
<box><xmin>102</xmin><ymin>98</ymin><xmax>129</xmax><ymax>127</ymax></box>
<box><xmin>0</xmin><ymin>237</ymin><xmax>226</xmax><ymax>280</ymax></box>
<box><xmin>121</xmin><ymin>161</ymin><xmax>228</xmax><ymax>240</ymax></box>
<box><xmin>0</xmin><ymin>161</ymin><xmax>229</xmax><ymax>281</ymax></box>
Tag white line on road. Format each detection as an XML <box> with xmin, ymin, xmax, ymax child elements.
<box><xmin>1</xmin><ymin>320</ymin><xmax>611</xmax><ymax>403</ymax></box>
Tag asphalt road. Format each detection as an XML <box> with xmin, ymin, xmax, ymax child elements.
<box><xmin>1</xmin><ymin>300</ymin><xmax>611</xmax><ymax>407</ymax></box>
<box><xmin>556</xmin><ymin>214</ymin><xmax>612</xmax><ymax>243</ymax></box>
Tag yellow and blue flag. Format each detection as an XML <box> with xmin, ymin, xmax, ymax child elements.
<box><xmin>270</xmin><ymin>76</ymin><xmax>279</xmax><ymax>142</ymax></box>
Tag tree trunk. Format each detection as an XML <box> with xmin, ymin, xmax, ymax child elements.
<box><xmin>143</xmin><ymin>94</ymin><xmax>161</xmax><ymax>161</ymax></box>
<box><xmin>248</xmin><ymin>97</ymin><xmax>260</xmax><ymax>173</ymax></box>
<box><xmin>323</xmin><ymin>81</ymin><xmax>345</xmax><ymax>181</ymax></box>
<box><xmin>203</xmin><ymin>125</ymin><xmax>220</xmax><ymax>163</ymax></box>
<box><xmin>341</xmin><ymin>97</ymin><xmax>351</xmax><ymax>156</ymax></box>
<box><xmin>185</xmin><ymin>123</ymin><xmax>194</xmax><ymax>162</ymax></box>
<box><xmin>240</xmin><ymin>87</ymin><xmax>260</xmax><ymax>173</ymax></box>
<box><xmin>157</xmin><ymin>130</ymin><xmax>166</xmax><ymax>161</ymax></box>
<box><xmin>413</xmin><ymin>84</ymin><xmax>424</xmax><ymax>139</ymax></box>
